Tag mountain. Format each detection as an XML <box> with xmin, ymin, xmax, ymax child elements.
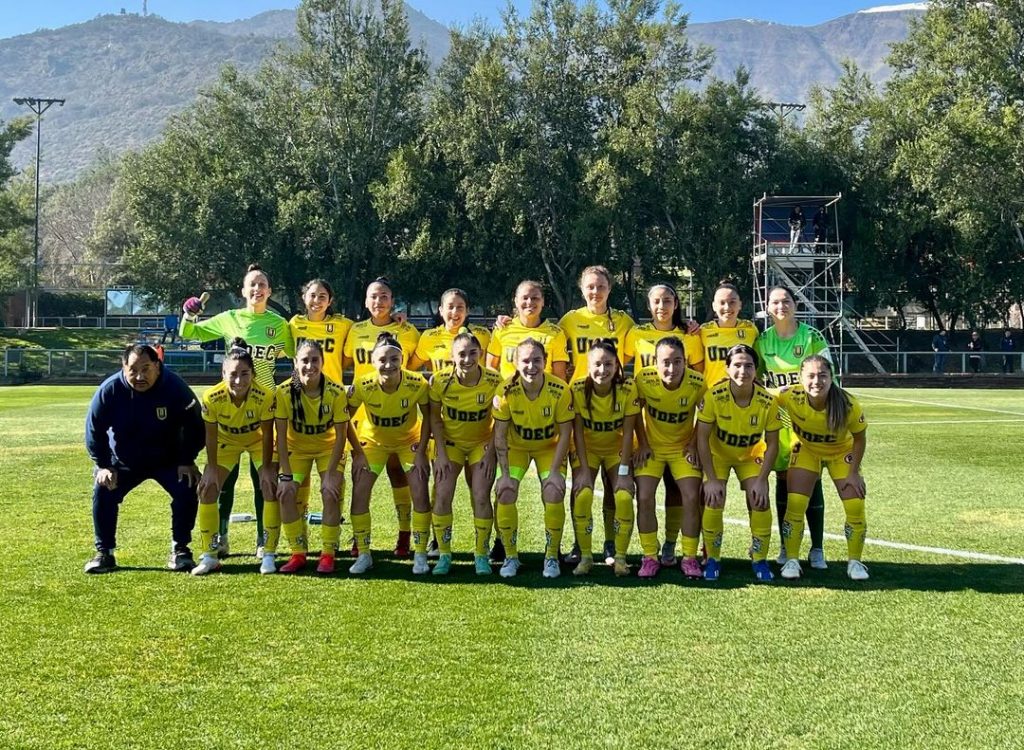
<box><xmin>0</xmin><ymin>4</ymin><xmax>924</xmax><ymax>183</ymax></box>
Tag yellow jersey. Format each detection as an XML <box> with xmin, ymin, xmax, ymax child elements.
<box><xmin>487</xmin><ymin>319</ymin><xmax>570</xmax><ymax>380</ymax></box>
<box><xmin>347</xmin><ymin>370</ymin><xmax>429</xmax><ymax>449</ymax></box>
<box><xmin>201</xmin><ymin>380</ymin><xmax>276</xmax><ymax>449</ymax></box>
<box><xmin>777</xmin><ymin>386</ymin><xmax>866</xmax><ymax>457</ymax></box>
<box><xmin>624</xmin><ymin>323</ymin><xmax>704</xmax><ymax>370</ymax></box>
<box><xmin>344</xmin><ymin>319</ymin><xmax>421</xmax><ymax>379</ymax></box>
<box><xmin>429</xmin><ymin>365</ymin><xmax>504</xmax><ymax>446</ymax></box>
<box><xmin>274</xmin><ymin>377</ymin><xmax>350</xmax><ymax>456</ymax></box>
<box><xmin>289</xmin><ymin>313</ymin><xmax>353</xmax><ymax>385</ymax></box>
<box><xmin>634</xmin><ymin>366</ymin><xmax>705</xmax><ymax>453</ymax></box>
<box><xmin>414</xmin><ymin>324</ymin><xmax>492</xmax><ymax>372</ymax></box>
<box><xmin>697</xmin><ymin>380</ymin><xmax>782</xmax><ymax>463</ymax></box>
<box><xmin>698</xmin><ymin>319</ymin><xmax>760</xmax><ymax>387</ymax></box>
<box><xmin>493</xmin><ymin>375</ymin><xmax>574</xmax><ymax>452</ymax></box>
<box><xmin>569</xmin><ymin>376</ymin><xmax>641</xmax><ymax>456</ymax></box>
<box><xmin>558</xmin><ymin>307</ymin><xmax>634</xmax><ymax>381</ymax></box>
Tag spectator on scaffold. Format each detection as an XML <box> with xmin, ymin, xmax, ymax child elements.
<box><xmin>812</xmin><ymin>205</ymin><xmax>828</xmax><ymax>245</ymax></box>
<box><xmin>1000</xmin><ymin>329</ymin><xmax>1016</xmax><ymax>373</ymax></box>
<box><xmin>931</xmin><ymin>330</ymin><xmax>949</xmax><ymax>373</ymax></box>
<box><xmin>788</xmin><ymin>206</ymin><xmax>805</xmax><ymax>252</ymax></box>
<box><xmin>966</xmin><ymin>330</ymin><xmax>985</xmax><ymax>373</ymax></box>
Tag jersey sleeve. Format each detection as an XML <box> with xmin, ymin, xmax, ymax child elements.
<box><xmin>414</xmin><ymin>330</ymin><xmax>433</xmax><ymax>364</ymax></box>
<box><xmin>343</xmin><ymin>328</ymin><xmax>356</xmax><ymax>361</ymax></box>
<box><xmin>696</xmin><ymin>393</ymin><xmax>717</xmax><ymax>424</ymax></box>
<box><xmin>555</xmin><ymin>385</ymin><xmax>574</xmax><ymax>423</ymax></box>
<box><xmin>765</xmin><ymin>396</ymin><xmax>783</xmax><ymax>432</ymax></box>
<box><xmin>486</xmin><ymin>329</ymin><xmax>502</xmax><ymax>361</ymax></box>
<box><xmin>259</xmin><ymin>388</ymin><xmax>276</xmax><ymax>421</ymax></box>
<box><xmin>492</xmin><ymin>387</ymin><xmax>511</xmax><ymax>421</ymax></box>
<box><xmin>473</xmin><ymin>327</ymin><xmax>492</xmax><ymax>359</ymax></box>
<box><xmin>346</xmin><ymin>383</ymin><xmax>363</xmax><ymax>411</ymax></box>
<box><xmin>809</xmin><ymin>327</ymin><xmax>832</xmax><ymax>362</ymax></box>
<box><xmin>331</xmin><ymin>389</ymin><xmax>350</xmax><ymax>424</ymax></box>
<box><xmin>623</xmin><ymin>379</ymin><xmax>642</xmax><ymax>417</ymax></box>
<box><xmin>180</xmin><ymin>311</ymin><xmax>229</xmax><ymax>343</ymax></box>
<box><xmin>416</xmin><ymin>378</ymin><xmax>430</xmax><ymax>406</ymax></box>
<box><xmin>400</xmin><ymin>324</ymin><xmax>421</xmax><ymax>364</ymax></box>
<box><xmin>684</xmin><ymin>332</ymin><xmax>704</xmax><ymax>366</ymax></box>
<box><xmin>274</xmin><ymin>387</ymin><xmax>293</xmax><ymax>421</ymax></box>
<box><xmin>201</xmin><ymin>391</ymin><xmax>217</xmax><ymax>423</ymax></box>
<box><xmin>847</xmin><ymin>395</ymin><xmax>867</xmax><ymax>434</ymax></box>
<box><xmin>550</xmin><ymin>327</ymin><xmax>570</xmax><ymax>365</ymax></box>
<box><xmin>279</xmin><ymin>321</ymin><xmax>295</xmax><ymax>359</ymax></box>
<box><xmin>623</xmin><ymin>328</ymin><xmax>637</xmax><ymax>361</ymax></box>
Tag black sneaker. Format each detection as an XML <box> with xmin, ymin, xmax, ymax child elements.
<box><xmin>562</xmin><ymin>543</ymin><xmax>582</xmax><ymax>565</ymax></box>
<box><xmin>489</xmin><ymin>538</ymin><xmax>506</xmax><ymax>563</ymax></box>
<box><xmin>84</xmin><ymin>550</ymin><xmax>117</xmax><ymax>574</ymax></box>
<box><xmin>168</xmin><ymin>546</ymin><xmax>195</xmax><ymax>572</ymax></box>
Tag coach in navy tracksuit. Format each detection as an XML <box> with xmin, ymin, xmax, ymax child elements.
<box><xmin>83</xmin><ymin>343</ymin><xmax>205</xmax><ymax>574</ymax></box>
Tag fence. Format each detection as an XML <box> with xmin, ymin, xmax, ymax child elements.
<box><xmin>34</xmin><ymin>316</ymin><xmax>168</xmax><ymax>329</ymax></box>
<box><xmin>839</xmin><ymin>350</ymin><xmax>1024</xmax><ymax>375</ymax></box>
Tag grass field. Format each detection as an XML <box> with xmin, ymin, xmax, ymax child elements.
<box><xmin>2</xmin><ymin>385</ymin><xmax>1022</xmax><ymax>749</ymax></box>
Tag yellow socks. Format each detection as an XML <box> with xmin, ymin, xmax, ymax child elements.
<box><xmin>572</xmin><ymin>487</ymin><xmax>594</xmax><ymax>557</ymax></box>
<box><xmin>473</xmin><ymin>517</ymin><xmax>492</xmax><ymax>556</ymax></box>
<box><xmin>321</xmin><ymin>523</ymin><xmax>340</xmax><ymax>557</ymax></box>
<box><xmin>350</xmin><ymin>512</ymin><xmax>371</xmax><ymax>552</ymax></box>
<box><xmin>296</xmin><ymin>484</ymin><xmax>310</xmax><ymax>540</ymax></box>
<box><xmin>412</xmin><ymin>510</ymin><xmax>432</xmax><ymax>554</ymax></box>
<box><xmin>282</xmin><ymin>518</ymin><xmax>307</xmax><ymax>554</ymax></box>
<box><xmin>496</xmin><ymin>503</ymin><xmax>519</xmax><ymax>558</ymax></box>
<box><xmin>680</xmin><ymin>533</ymin><xmax>700</xmax><ymax>559</ymax></box>
<box><xmin>639</xmin><ymin>531</ymin><xmax>659</xmax><ymax>560</ymax></box>
<box><xmin>262</xmin><ymin>499</ymin><xmax>281</xmax><ymax>554</ymax></box>
<box><xmin>613</xmin><ymin>489</ymin><xmax>634</xmax><ymax>557</ymax></box>
<box><xmin>543</xmin><ymin>501</ymin><xmax>565</xmax><ymax>560</ymax></box>
<box><xmin>432</xmin><ymin>512</ymin><xmax>454</xmax><ymax>555</ymax></box>
<box><xmin>198</xmin><ymin>502</ymin><xmax>219</xmax><ymax>556</ymax></box>
<box><xmin>783</xmin><ymin>492</ymin><xmax>810</xmax><ymax>560</ymax></box>
<box><xmin>393</xmin><ymin>486</ymin><xmax>412</xmax><ymax>532</ymax></box>
<box><xmin>665</xmin><ymin>505</ymin><xmax>683</xmax><ymax>547</ymax></box>
<box><xmin>749</xmin><ymin>509</ymin><xmax>772</xmax><ymax>561</ymax></box>
<box><xmin>843</xmin><ymin>497</ymin><xmax>867</xmax><ymax>559</ymax></box>
<box><xmin>702</xmin><ymin>506</ymin><xmax>724</xmax><ymax>560</ymax></box>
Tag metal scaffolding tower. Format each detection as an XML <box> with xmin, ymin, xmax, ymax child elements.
<box><xmin>752</xmin><ymin>194</ymin><xmax>884</xmax><ymax>374</ymax></box>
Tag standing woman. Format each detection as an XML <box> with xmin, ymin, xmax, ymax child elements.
<box><xmin>410</xmin><ymin>288</ymin><xmax>492</xmax><ymax>372</ymax></box>
<box><xmin>429</xmin><ymin>331</ymin><xmax>504</xmax><ymax>575</ymax></box>
<box><xmin>632</xmin><ymin>337</ymin><xmax>706</xmax><ymax>578</ymax></box>
<box><xmin>346</xmin><ymin>333</ymin><xmax>432</xmax><ymax>575</ymax></box>
<box><xmin>624</xmin><ymin>283</ymin><xmax>704</xmax><ymax>566</ymax></box>
<box><xmin>343</xmin><ymin>278</ymin><xmax>421</xmax><ymax>557</ymax></box>
<box><xmin>180</xmin><ymin>263</ymin><xmax>295</xmax><ymax>557</ymax></box>
<box><xmin>192</xmin><ymin>340</ymin><xmax>277</xmax><ymax>575</ymax></box>
<box><xmin>487</xmin><ymin>280</ymin><xmax>570</xmax><ymax>381</ymax></box>
<box><xmin>778</xmin><ymin>356</ymin><xmax>869</xmax><ymax>581</ymax></box>
<box><xmin>272</xmin><ymin>340</ymin><xmax>351</xmax><ymax>575</ymax></box>
<box><xmin>289</xmin><ymin>279</ymin><xmax>352</xmax><ymax>387</ymax></box>
<box><xmin>492</xmin><ymin>339</ymin><xmax>574</xmax><ymax>579</ymax></box>
<box><xmin>755</xmin><ymin>285</ymin><xmax>832</xmax><ymax>569</ymax></box>
<box><xmin>698</xmin><ymin>282</ymin><xmax>759</xmax><ymax>388</ymax></box>
<box><xmin>568</xmin><ymin>340</ymin><xmax>641</xmax><ymax>576</ymax></box>
<box><xmin>696</xmin><ymin>344</ymin><xmax>781</xmax><ymax>582</ymax></box>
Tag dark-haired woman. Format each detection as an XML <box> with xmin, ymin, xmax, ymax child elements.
<box><xmin>289</xmin><ymin>278</ymin><xmax>353</xmax><ymax>387</ymax></box>
<box><xmin>568</xmin><ymin>340</ymin><xmax>640</xmax><ymax>576</ymax></box>
<box><xmin>696</xmin><ymin>344</ymin><xmax>781</xmax><ymax>582</ymax></box>
<box><xmin>193</xmin><ymin>339</ymin><xmax>277</xmax><ymax>576</ymax></box>
<box><xmin>346</xmin><ymin>333</ymin><xmax>431</xmax><ymax>575</ymax></box>
<box><xmin>273</xmin><ymin>340</ymin><xmax>352</xmax><ymax>575</ymax></box>
<box><xmin>429</xmin><ymin>331</ymin><xmax>503</xmax><ymax>575</ymax></box>
<box><xmin>698</xmin><ymin>282</ymin><xmax>759</xmax><ymax>389</ymax></box>
<box><xmin>411</xmin><ymin>288</ymin><xmax>491</xmax><ymax>372</ymax></box>
<box><xmin>777</xmin><ymin>356</ymin><xmax>869</xmax><ymax>581</ymax></box>
<box><xmin>343</xmin><ymin>278</ymin><xmax>422</xmax><ymax>557</ymax></box>
<box><xmin>180</xmin><ymin>263</ymin><xmax>295</xmax><ymax>558</ymax></box>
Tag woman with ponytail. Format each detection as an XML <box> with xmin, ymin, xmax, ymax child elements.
<box><xmin>699</xmin><ymin>281</ymin><xmax>759</xmax><ymax>388</ymax></box>
<box><xmin>777</xmin><ymin>356</ymin><xmax>870</xmax><ymax>581</ymax></box>
<box><xmin>410</xmin><ymin>288</ymin><xmax>492</xmax><ymax>372</ymax></box>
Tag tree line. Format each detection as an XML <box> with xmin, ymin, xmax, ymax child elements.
<box><xmin>1</xmin><ymin>0</ymin><xmax>1021</xmax><ymax>328</ymax></box>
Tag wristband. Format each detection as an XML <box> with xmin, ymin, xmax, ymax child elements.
<box><xmin>277</xmin><ymin>473</ymin><xmax>293</xmax><ymax>482</ymax></box>
<box><xmin>617</xmin><ymin>464</ymin><xmax>630</xmax><ymax>476</ymax></box>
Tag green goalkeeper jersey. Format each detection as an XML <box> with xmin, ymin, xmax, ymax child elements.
<box><xmin>180</xmin><ymin>308</ymin><xmax>294</xmax><ymax>389</ymax></box>
<box><xmin>755</xmin><ymin>322</ymin><xmax>831</xmax><ymax>391</ymax></box>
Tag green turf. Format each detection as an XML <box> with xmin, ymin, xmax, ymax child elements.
<box><xmin>1</xmin><ymin>386</ymin><xmax>1021</xmax><ymax>749</ymax></box>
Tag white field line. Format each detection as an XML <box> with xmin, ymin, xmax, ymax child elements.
<box><xmin>870</xmin><ymin>418</ymin><xmax>1024</xmax><ymax>425</ymax></box>
<box><xmin>590</xmin><ymin>489</ymin><xmax>1024</xmax><ymax>565</ymax></box>
<box><xmin>848</xmin><ymin>390</ymin><xmax>1024</xmax><ymax>418</ymax></box>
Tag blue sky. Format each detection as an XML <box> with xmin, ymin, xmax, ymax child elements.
<box><xmin>1</xmin><ymin>1</ymin><xmax>889</xmax><ymax>39</ymax></box>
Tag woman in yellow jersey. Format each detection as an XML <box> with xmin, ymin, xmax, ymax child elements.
<box><xmin>410</xmin><ymin>288</ymin><xmax>491</xmax><ymax>372</ymax></box>
<box><xmin>696</xmin><ymin>344</ymin><xmax>781</xmax><ymax>582</ymax></box>
<box><xmin>289</xmin><ymin>279</ymin><xmax>353</xmax><ymax>386</ymax></box>
<box><xmin>492</xmin><ymin>338</ymin><xmax>574</xmax><ymax>579</ymax></box>
<box><xmin>623</xmin><ymin>283</ymin><xmax>705</xmax><ymax>568</ymax></box>
<box><xmin>698</xmin><ymin>281</ymin><xmax>759</xmax><ymax>388</ymax></box>
<box><xmin>343</xmin><ymin>277</ymin><xmax>421</xmax><ymax>558</ymax></box>
<box><xmin>346</xmin><ymin>333</ymin><xmax>431</xmax><ymax>575</ymax></box>
<box><xmin>777</xmin><ymin>356</ymin><xmax>869</xmax><ymax>582</ymax></box>
<box><xmin>632</xmin><ymin>337</ymin><xmax>707</xmax><ymax>579</ymax></box>
<box><xmin>429</xmin><ymin>331</ymin><xmax>503</xmax><ymax>576</ymax></box>
<box><xmin>192</xmin><ymin>340</ymin><xmax>277</xmax><ymax>576</ymax></box>
<box><xmin>487</xmin><ymin>280</ymin><xmax>570</xmax><ymax>381</ymax></box>
<box><xmin>568</xmin><ymin>339</ymin><xmax>640</xmax><ymax>577</ymax></box>
<box><xmin>272</xmin><ymin>340</ymin><xmax>351</xmax><ymax>575</ymax></box>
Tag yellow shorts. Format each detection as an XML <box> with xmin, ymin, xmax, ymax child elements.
<box><xmin>289</xmin><ymin>451</ymin><xmax>346</xmax><ymax>484</ymax></box>
<box><xmin>636</xmin><ymin>451</ymin><xmax>702</xmax><ymax>481</ymax></box>
<box><xmin>789</xmin><ymin>442</ymin><xmax>854</xmax><ymax>481</ymax></box>
<box><xmin>709</xmin><ymin>454</ymin><xmax>765</xmax><ymax>483</ymax></box>
<box><xmin>570</xmin><ymin>452</ymin><xmax>620</xmax><ymax>474</ymax></box>
<box><xmin>433</xmin><ymin>440</ymin><xmax>487</xmax><ymax>467</ymax></box>
<box><xmin>506</xmin><ymin>448</ymin><xmax>564</xmax><ymax>482</ymax></box>
<box><xmin>217</xmin><ymin>440</ymin><xmax>265</xmax><ymax>472</ymax></box>
<box><xmin>361</xmin><ymin>442</ymin><xmax>416</xmax><ymax>475</ymax></box>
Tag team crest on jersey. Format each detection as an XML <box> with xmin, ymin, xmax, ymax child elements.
<box><xmin>246</xmin><ymin>410</ymin><xmax>255</xmax><ymax>419</ymax></box>
<box><xmin>156</xmin><ymin>407</ymin><xmax>167</xmax><ymax>421</ymax></box>
<box><xmin>679</xmin><ymin>397</ymin><xmax>689</xmax><ymax>407</ymax></box>
<box><xmin>321</xmin><ymin>404</ymin><xmax>330</xmax><ymax>416</ymax></box>
<box><xmin>401</xmin><ymin>398</ymin><xmax>409</xmax><ymax>408</ymax></box>
<box><xmin>738</xmin><ymin>330</ymin><xmax>746</xmax><ymax>339</ymax></box>
<box><xmin>543</xmin><ymin>406</ymin><xmax>551</xmax><ymax>417</ymax></box>
<box><xmin>794</xmin><ymin>345</ymin><xmax>804</xmax><ymax>356</ymax></box>
<box><xmin>750</xmin><ymin>415</ymin><xmax>759</xmax><ymax>426</ymax></box>
<box><xmin>326</xmin><ymin>323</ymin><xmax>334</xmax><ymax>333</ymax></box>
<box><xmin>477</xmin><ymin>394</ymin><xmax>487</xmax><ymax>404</ymax></box>
<box><xmin>266</xmin><ymin>327</ymin><xmax>276</xmax><ymax>338</ymax></box>
<box><xmin>844</xmin><ymin>453</ymin><xmax>854</xmax><ymax>464</ymax></box>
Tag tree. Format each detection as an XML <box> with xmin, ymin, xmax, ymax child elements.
<box><xmin>0</xmin><ymin>117</ymin><xmax>33</xmax><ymax>298</ymax></box>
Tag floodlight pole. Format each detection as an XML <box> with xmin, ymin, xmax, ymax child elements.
<box><xmin>13</xmin><ymin>96</ymin><xmax>65</xmax><ymax>327</ymax></box>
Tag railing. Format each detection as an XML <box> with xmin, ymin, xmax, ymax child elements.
<box><xmin>840</xmin><ymin>350</ymin><xmax>1024</xmax><ymax>375</ymax></box>
<box><xmin>34</xmin><ymin>316</ymin><xmax>168</xmax><ymax>329</ymax></box>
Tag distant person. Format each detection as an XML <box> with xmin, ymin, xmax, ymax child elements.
<box><xmin>788</xmin><ymin>206</ymin><xmax>805</xmax><ymax>252</ymax></box>
<box><xmin>931</xmin><ymin>330</ymin><xmax>949</xmax><ymax>373</ymax></box>
<box><xmin>966</xmin><ymin>330</ymin><xmax>985</xmax><ymax>373</ymax></box>
<box><xmin>812</xmin><ymin>205</ymin><xmax>828</xmax><ymax>245</ymax></box>
<box><xmin>161</xmin><ymin>313</ymin><xmax>179</xmax><ymax>345</ymax></box>
<box><xmin>1000</xmin><ymin>329</ymin><xmax>1016</xmax><ymax>373</ymax></box>
<box><xmin>84</xmin><ymin>344</ymin><xmax>204</xmax><ymax>574</ymax></box>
